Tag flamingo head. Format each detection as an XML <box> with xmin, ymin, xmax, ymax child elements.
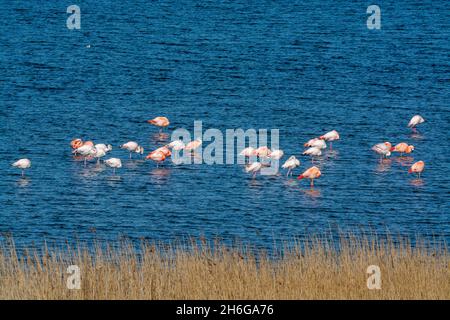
<box><xmin>71</xmin><ymin>139</ymin><xmax>83</xmax><ymax>149</ymax></box>
<box><xmin>297</xmin><ymin>174</ymin><xmax>304</xmax><ymax>180</ymax></box>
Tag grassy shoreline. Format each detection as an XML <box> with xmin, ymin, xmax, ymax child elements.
<box><xmin>0</xmin><ymin>235</ymin><xmax>448</xmax><ymax>299</ymax></box>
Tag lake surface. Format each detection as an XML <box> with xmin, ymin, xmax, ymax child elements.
<box><xmin>0</xmin><ymin>1</ymin><xmax>449</xmax><ymax>249</ymax></box>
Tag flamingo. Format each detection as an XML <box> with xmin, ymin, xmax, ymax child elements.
<box><xmin>120</xmin><ymin>141</ymin><xmax>144</xmax><ymax>159</ymax></box>
<box><xmin>166</xmin><ymin>140</ymin><xmax>185</xmax><ymax>151</ymax></box>
<box><xmin>297</xmin><ymin>166</ymin><xmax>321</xmax><ymax>187</ymax></box>
<box><xmin>304</xmin><ymin>138</ymin><xmax>326</xmax><ymax>150</ymax></box>
<box><xmin>303</xmin><ymin>147</ymin><xmax>322</xmax><ymax>163</ymax></box>
<box><xmin>390</xmin><ymin>143</ymin><xmax>414</xmax><ymax>156</ymax></box>
<box><xmin>70</xmin><ymin>138</ymin><xmax>83</xmax><ymax>150</ymax></box>
<box><xmin>371</xmin><ymin>142</ymin><xmax>392</xmax><ymax>162</ymax></box>
<box><xmin>408</xmin><ymin>115</ymin><xmax>425</xmax><ymax>132</ymax></box>
<box><xmin>74</xmin><ymin>144</ymin><xmax>96</xmax><ymax>166</ymax></box>
<box><xmin>12</xmin><ymin>158</ymin><xmax>31</xmax><ymax>177</ymax></box>
<box><xmin>269</xmin><ymin>149</ymin><xmax>284</xmax><ymax>160</ymax></box>
<box><xmin>148</xmin><ymin>116</ymin><xmax>170</xmax><ymax>132</ymax></box>
<box><xmin>409</xmin><ymin>161</ymin><xmax>425</xmax><ymax>178</ymax></box>
<box><xmin>145</xmin><ymin>150</ymin><xmax>167</xmax><ymax>167</ymax></box>
<box><xmin>184</xmin><ymin>139</ymin><xmax>202</xmax><ymax>152</ymax></box>
<box><xmin>93</xmin><ymin>147</ymin><xmax>107</xmax><ymax>164</ymax></box>
<box><xmin>104</xmin><ymin>158</ymin><xmax>122</xmax><ymax>175</ymax></box>
<box><xmin>253</xmin><ymin>146</ymin><xmax>272</xmax><ymax>158</ymax></box>
<box><xmin>154</xmin><ymin>146</ymin><xmax>172</xmax><ymax>157</ymax></box>
<box><xmin>245</xmin><ymin>162</ymin><xmax>263</xmax><ymax>179</ymax></box>
<box><xmin>95</xmin><ymin>144</ymin><xmax>112</xmax><ymax>153</ymax></box>
<box><xmin>282</xmin><ymin>156</ymin><xmax>300</xmax><ymax>176</ymax></box>
<box><xmin>320</xmin><ymin>130</ymin><xmax>339</xmax><ymax>150</ymax></box>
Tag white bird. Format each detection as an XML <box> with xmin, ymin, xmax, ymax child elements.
<box><xmin>93</xmin><ymin>148</ymin><xmax>107</xmax><ymax>163</ymax></box>
<box><xmin>120</xmin><ymin>141</ymin><xmax>144</xmax><ymax>159</ymax></box>
<box><xmin>371</xmin><ymin>142</ymin><xmax>392</xmax><ymax>162</ymax></box>
<box><xmin>303</xmin><ymin>147</ymin><xmax>322</xmax><ymax>163</ymax></box>
<box><xmin>304</xmin><ymin>138</ymin><xmax>327</xmax><ymax>150</ymax></box>
<box><xmin>320</xmin><ymin>130</ymin><xmax>340</xmax><ymax>150</ymax></box>
<box><xmin>245</xmin><ymin>162</ymin><xmax>263</xmax><ymax>179</ymax></box>
<box><xmin>74</xmin><ymin>144</ymin><xmax>96</xmax><ymax>166</ymax></box>
<box><xmin>282</xmin><ymin>156</ymin><xmax>300</xmax><ymax>176</ymax></box>
<box><xmin>95</xmin><ymin>144</ymin><xmax>112</xmax><ymax>153</ymax></box>
<box><xmin>239</xmin><ymin>147</ymin><xmax>255</xmax><ymax>163</ymax></box>
<box><xmin>269</xmin><ymin>149</ymin><xmax>284</xmax><ymax>160</ymax></box>
<box><xmin>104</xmin><ymin>158</ymin><xmax>122</xmax><ymax>175</ymax></box>
<box><xmin>12</xmin><ymin>158</ymin><xmax>31</xmax><ymax>176</ymax></box>
<box><xmin>166</xmin><ymin>140</ymin><xmax>185</xmax><ymax>151</ymax></box>
<box><xmin>408</xmin><ymin>115</ymin><xmax>425</xmax><ymax>132</ymax></box>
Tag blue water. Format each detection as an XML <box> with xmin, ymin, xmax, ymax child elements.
<box><xmin>0</xmin><ymin>1</ymin><xmax>449</xmax><ymax>249</ymax></box>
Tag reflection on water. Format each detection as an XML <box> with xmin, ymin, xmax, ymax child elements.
<box><xmin>409</xmin><ymin>133</ymin><xmax>424</xmax><ymax>140</ymax></box>
<box><xmin>150</xmin><ymin>133</ymin><xmax>169</xmax><ymax>144</ymax></box>
<box><xmin>375</xmin><ymin>159</ymin><xmax>392</xmax><ymax>173</ymax></box>
<box><xmin>124</xmin><ymin>160</ymin><xmax>144</xmax><ymax>170</ymax></box>
<box><xmin>394</xmin><ymin>156</ymin><xmax>414</xmax><ymax>167</ymax></box>
<box><xmin>410</xmin><ymin>178</ymin><xmax>424</xmax><ymax>187</ymax></box>
<box><xmin>149</xmin><ymin>168</ymin><xmax>171</xmax><ymax>184</ymax></box>
<box><xmin>16</xmin><ymin>177</ymin><xmax>31</xmax><ymax>188</ymax></box>
<box><xmin>106</xmin><ymin>175</ymin><xmax>123</xmax><ymax>184</ymax></box>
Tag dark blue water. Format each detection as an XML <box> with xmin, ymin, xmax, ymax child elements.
<box><xmin>0</xmin><ymin>1</ymin><xmax>449</xmax><ymax>249</ymax></box>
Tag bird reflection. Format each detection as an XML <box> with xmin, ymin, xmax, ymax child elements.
<box><xmin>16</xmin><ymin>177</ymin><xmax>31</xmax><ymax>187</ymax></box>
<box><xmin>410</xmin><ymin>178</ymin><xmax>424</xmax><ymax>187</ymax></box>
<box><xmin>375</xmin><ymin>159</ymin><xmax>392</xmax><ymax>173</ymax></box>
<box><xmin>150</xmin><ymin>132</ymin><xmax>169</xmax><ymax>144</ymax></box>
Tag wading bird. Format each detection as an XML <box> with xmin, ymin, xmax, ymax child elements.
<box><xmin>148</xmin><ymin>116</ymin><xmax>170</xmax><ymax>132</ymax></box>
<box><xmin>409</xmin><ymin>160</ymin><xmax>425</xmax><ymax>178</ymax></box>
<box><xmin>73</xmin><ymin>144</ymin><xmax>97</xmax><ymax>166</ymax></box>
<box><xmin>371</xmin><ymin>142</ymin><xmax>392</xmax><ymax>162</ymax></box>
<box><xmin>390</xmin><ymin>143</ymin><xmax>414</xmax><ymax>156</ymax></box>
<box><xmin>104</xmin><ymin>158</ymin><xmax>122</xmax><ymax>175</ymax></box>
<box><xmin>297</xmin><ymin>166</ymin><xmax>321</xmax><ymax>187</ymax></box>
<box><xmin>269</xmin><ymin>149</ymin><xmax>284</xmax><ymax>160</ymax></box>
<box><xmin>245</xmin><ymin>162</ymin><xmax>263</xmax><ymax>179</ymax></box>
<box><xmin>145</xmin><ymin>150</ymin><xmax>167</xmax><ymax>167</ymax></box>
<box><xmin>184</xmin><ymin>139</ymin><xmax>202</xmax><ymax>153</ymax></box>
<box><xmin>70</xmin><ymin>138</ymin><xmax>84</xmax><ymax>150</ymax></box>
<box><xmin>320</xmin><ymin>130</ymin><xmax>340</xmax><ymax>150</ymax></box>
<box><xmin>253</xmin><ymin>146</ymin><xmax>272</xmax><ymax>158</ymax></box>
<box><xmin>120</xmin><ymin>141</ymin><xmax>144</xmax><ymax>159</ymax></box>
<box><xmin>408</xmin><ymin>115</ymin><xmax>425</xmax><ymax>132</ymax></box>
<box><xmin>166</xmin><ymin>140</ymin><xmax>185</xmax><ymax>151</ymax></box>
<box><xmin>239</xmin><ymin>147</ymin><xmax>255</xmax><ymax>159</ymax></box>
<box><xmin>303</xmin><ymin>147</ymin><xmax>322</xmax><ymax>163</ymax></box>
<box><xmin>12</xmin><ymin>158</ymin><xmax>31</xmax><ymax>177</ymax></box>
<box><xmin>93</xmin><ymin>147</ymin><xmax>107</xmax><ymax>164</ymax></box>
<box><xmin>95</xmin><ymin>144</ymin><xmax>112</xmax><ymax>153</ymax></box>
<box><xmin>282</xmin><ymin>156</ymin><xmax>300</xmax><ymax>176</ymax></box>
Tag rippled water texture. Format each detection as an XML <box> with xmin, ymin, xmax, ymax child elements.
<box><xmin>0</xmin><ymin>1</ymin><xmax>449</xmax><ymax>248</ymax></box>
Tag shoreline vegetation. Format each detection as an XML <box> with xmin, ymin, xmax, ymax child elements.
<box><xmin>0</xmin><ymin>235</ymin><xmax>448</xmax><ymax>299</ymax></box>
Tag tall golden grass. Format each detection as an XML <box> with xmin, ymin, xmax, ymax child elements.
<box><xmin>0</xmin><ymin>235</ymin><xmax>448</xmax><ymax>299</ymax></box>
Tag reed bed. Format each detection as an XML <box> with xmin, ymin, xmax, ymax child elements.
<box><xmin>0</xmin><ymin>235</ymin><xmax>448</xmax><ymax>300</ymax></box>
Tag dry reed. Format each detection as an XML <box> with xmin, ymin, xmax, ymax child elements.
<box><xmin>0</xmin><ymin>234</ymin><xmax>448</xmax><ymax>299</ymax></box>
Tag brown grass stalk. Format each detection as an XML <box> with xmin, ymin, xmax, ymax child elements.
<box><xmin>0</xmin><ymin>235</ymin><xmax>448</xmax><ymax>300</ymax></box>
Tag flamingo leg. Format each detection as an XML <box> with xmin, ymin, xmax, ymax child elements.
<box><xmin>310</xmin><ymin>179</ymin><xmax>314</xmax><ymax>188</ymax></box>
<box><xmin>330</xmin><ymin>142</ymin><xmax>333</xmax><ymax>151</ymax></box>
<box><xmin>22</xmin><ymin>170</ymin><xmax>24</xmax><ymax>177</ymax></box>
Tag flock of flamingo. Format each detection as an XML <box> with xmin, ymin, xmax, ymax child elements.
<box><xmin>11</xmin><ymin>115</ymin><xmax>426</xmax><ymax>187</ymax></box>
